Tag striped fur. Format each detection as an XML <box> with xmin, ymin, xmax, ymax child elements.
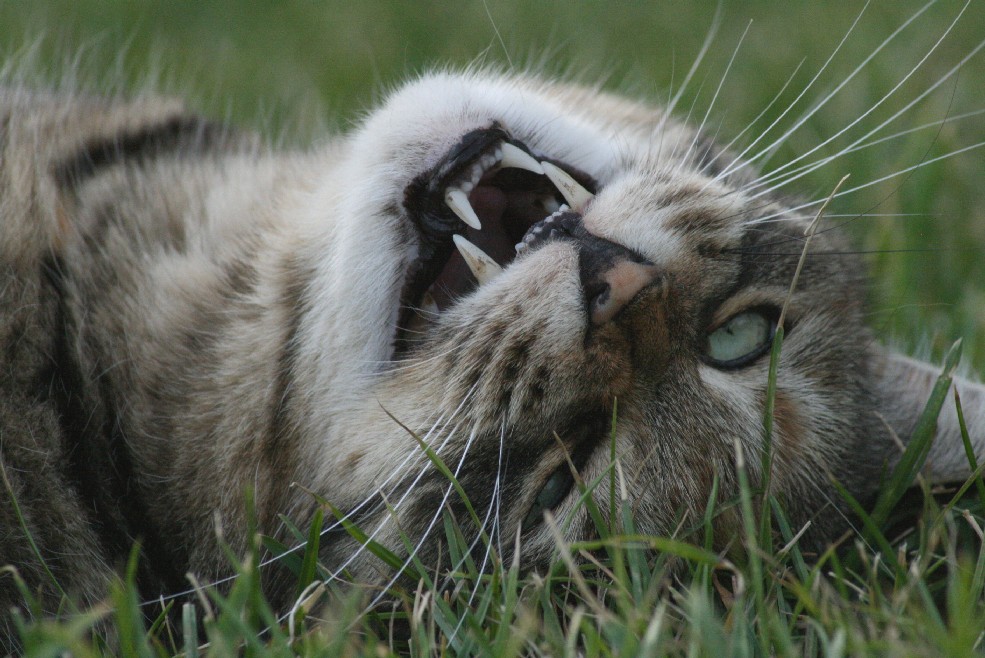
<box><xmin>0</xmin><ymin>70</ymin><xmax>982</xmax><ymax>649</ymax></box>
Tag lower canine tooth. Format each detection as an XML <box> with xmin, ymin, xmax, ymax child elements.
<box><xmin>445</xmin><ymin>188</ymin><xmax>482</xmax><ymax>230</ymax></box>
<box><xmin>541</xmin><ymin>162</ymin><xmax>594</xmax><ymax>211</ymax></box>
<box><xmin>500</xmin><ymin>143</ymin><xmax>545</xmax><ymax>174</ymax></box>
<box><xmin>453</xmin><ymin>234</ymin><xmax>502</xmax><ymax>284</ymax></box>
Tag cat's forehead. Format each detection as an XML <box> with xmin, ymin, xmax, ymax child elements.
<box><xmin>582</xmin><ymin>165</ymin><xmax>791</xmax><ymax>291</ymax></box>
<box><xmin>584</xmin><ymin>162</ymin><xmax>824</xmax><ymax>304</ymax></box>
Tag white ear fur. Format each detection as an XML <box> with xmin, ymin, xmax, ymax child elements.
<box><xmin>876</xmin><ymin>348</ymin><xmax>985</xmax><ymax>482</ymax></box>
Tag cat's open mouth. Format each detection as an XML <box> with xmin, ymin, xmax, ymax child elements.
<box><xmin>397</xmin><ymin>126</ymin><xmax>598</xmax><ymax>352</ymax></box>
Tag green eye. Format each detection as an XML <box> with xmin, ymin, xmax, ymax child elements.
<box><xmin>522</xmin><ymin>465</ymin><xmax>574</xmax><ymax>529</ymax></box>
<box><xmin>706</xmin><ymin>310</ymin><xmax>776</xmax><ymax>368</ymax></box>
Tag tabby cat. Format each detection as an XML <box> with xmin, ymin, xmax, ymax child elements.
<box><xmin>1</xmin><ymin>31</ymin><xmax>983</xmax><ymax>651</ymax></box>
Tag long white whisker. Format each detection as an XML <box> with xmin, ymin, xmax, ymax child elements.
<box><xmin>713</xmin><ymin>0</ymin><xmax>873</xmax><ymax>183</ymax></box>
<box><xmin>328</xmin><ymin>410</ymin><xmax>479</xmax><ymax>577</ymax></box>
<box><xmin>746</xmin><ymin>106</ymin><xmax>985</xmax><ymax>199</ymax></box>
<box><xmin>363</xmin><ymin>422</ymin><xmax>481</xmax><ymax>614</ymax></box>
<box><xmin>206</xmin><ymin>382</ymin><xmax>477</xmax><ymax>604</ymax></box>
<box><xmin>748</xmin><ymin>140</ymin><xmax>985</xmax><ymax>225</ymax></box>
<box><xmin>667</xmin><ymin>78</ymin><xmax>710</xmax><ymax>168</ymax></box>
<box><xmin>318</xmin><ymin>392</ymin><xmax>473</xmax><ymax>544</ymax></box>
<box><xmin>681</xmin><ymin>20</ymin><xmax>752</xmax><ymax>167</ymax></box>
<box><xmin>746</xmin><ymin>0</ymin><xmax>971</xmax><ymax>195</ymax></box>
<box><xmin>444</xmin><ymin>421</ymin><xmax>509</xmax><ymax>645</ymax></box>
<box><xmin>138</xmin><ymin>400</ymin><xmax>466</xmax><ymax>606</ymax></box>
<box><xmin>727</xmin><ymin>0</ymin><xmax>937</xmax><ymax>184</ymax></box>
<box><xmin>841</xmin><ymin>107</ymin><xmax>985</xmax><ymax>152</ymax></box>
<box><xmin>749</xmin><ymin>33</ymin><xmax>985</xmax><ymax>200</ymax></box>
<box><xmin>698</xmin><ymin>58</ymin><xmax>807</xmax><ymax>181</ymax></box>
<box><xmin>654</xmin><ymin>3</ymin><xmax>722</xmax><ymax>136</ymax></box>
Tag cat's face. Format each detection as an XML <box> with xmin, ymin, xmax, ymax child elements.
<box><xmin>313</xmin><ymin>73</ymin><xmax>891</xmax><ymax>576</ymax></box>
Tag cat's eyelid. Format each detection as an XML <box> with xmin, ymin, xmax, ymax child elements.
<box><xmin>709</xmin><ymin>285</ymin><xmax>790</xmax><ymax>329</ymax></box>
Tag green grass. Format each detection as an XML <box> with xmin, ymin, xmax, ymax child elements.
<box><xmin>1</xmin><ymin>1</ymin><xmax>984</xmax><ymax>655</ymax></box>
<box><xmin>8</xmin><ymin>375</ymin><xmax>985</xmax><ymax>656</ymax></box>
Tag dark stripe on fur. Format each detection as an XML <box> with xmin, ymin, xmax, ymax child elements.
<box><xmin>42</xmin><ymin>256</ymin><xmax>188</xmax><ymax>597</ymax></box>
<box><xmin>265</xmin><ymin>257</ymin><xmax>309</xmax><ymax>465</ymax></box>
<box><xmin>51</xmin><ymin>115</ymin><xmax>227</xmax><ymax>190</ymax></box>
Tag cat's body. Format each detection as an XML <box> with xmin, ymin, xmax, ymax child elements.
<box><xmin>1</xmin><ymin>69</ymin><xmax>983</xmax><ymax>647</ymax></box>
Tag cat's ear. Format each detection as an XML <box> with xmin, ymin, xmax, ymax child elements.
<box><xmin>874</xmin><ymin>347</ymin><xmax>985</xmax><ymax>482</ymax></box>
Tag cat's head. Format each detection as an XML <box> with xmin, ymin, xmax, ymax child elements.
<box><xmin>303</xmin><ymin>71</ymin><xmax>984</xmax><ymax>579</ymax></box>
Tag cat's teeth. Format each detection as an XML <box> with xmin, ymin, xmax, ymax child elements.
<box><xmin>500</xmin><ymin>143</ymin><xmax>545</xmax><ymax>174</ymax></box>
<box><xmin>452</xmin><ymin>234</ymin><xmax>502</xmax><ymax>284</ymax></box>
<box><xmin>515</xmin><ymin>204</ymin><xmax>569</xmax><ymax>255</ymax></box>
<box><xmin>445</xmin><ymin>188</ymin><xmax>482</xmax><ymax>230</ymax></box>
<box><xmin>541</xmin><ymin>161</ymin><xmax>593</xmax><ymax>211</ymax></box>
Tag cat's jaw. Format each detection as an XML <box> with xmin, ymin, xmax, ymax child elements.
<box><xmin>288</xmin><ymin>76</ymin><xmax>624</xmax><ymax>421</ymax></box>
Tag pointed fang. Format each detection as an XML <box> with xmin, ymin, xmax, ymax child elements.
<box><xmin>453</xmin><ymin>234</ymin><xmax>502</xmax><ymax>285</ymax></box>
<box><xmin>500</xmin><ymin>143</ymin><xmax>545</xmax><ymax>174</ymax></box>
<box><xmin>541</xmin><ymin>161</ymin><xmax>593</xmax><ymax>211</ymax></box>
<box><xmin>445</xmin><ymin>188</ymin><xmax>482</xmax><ymax>230</ymax></box>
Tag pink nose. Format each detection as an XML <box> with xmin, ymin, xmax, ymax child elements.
<box><xmin>589</xmin><ymin>259</ymin><xmax>660</xmax><ymax>326</ymax></box>
<box><xmin>516</xmin><ymin>207</ymin><xmax>660</xmax><ymax>326</ymax></box>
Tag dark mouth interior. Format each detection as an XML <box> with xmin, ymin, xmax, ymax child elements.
<box><xmin>426</xmin><ymin>168</ymin><xmax>562</xmax><ymax>309</ymax></box>
<box><xmin>394</xmin><ymin>131</ymin><xmax>599</xmax><ymax>356</ymax></box>
<box><xmin>394</xmin><ymin>160</ymin><xmax>596</xmax><ymax>358</ymax></box>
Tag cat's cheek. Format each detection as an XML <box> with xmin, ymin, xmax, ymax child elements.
<box><xmin>767</xmin><ymin>389</ymin><xmax>810</xmax><ymax>482</ymax></box>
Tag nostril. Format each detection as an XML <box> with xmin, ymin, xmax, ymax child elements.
<box><xmin>586</xmin><ymin>281</ymin><xmax>611</xmax><ymax>309</ymax></box>
<box><xmin>587</xmin><ymin>259</ymin><xmax>660</xmax><ymax>325</ymax></box>
<box><xmin>585</xmin><ymin>280</ymin><xmax>612</xmax><ymax>321</ymax></box>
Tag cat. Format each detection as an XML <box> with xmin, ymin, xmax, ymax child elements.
<box><xmin>1</xmin><ymin>25</ymin><xmax>984</xmax><ymax>652</ymax></box>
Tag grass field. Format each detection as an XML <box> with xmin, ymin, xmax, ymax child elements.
<box><xmin>1</xmin><ymin>1</ymin><xmax>984</xmax><ymax>655</ymax></box>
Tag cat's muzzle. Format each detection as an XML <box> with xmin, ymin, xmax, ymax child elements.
<box><xmin>398</xmin><ymin>126</ymin><xmax>657</xmax><ymax>348</ymax></box>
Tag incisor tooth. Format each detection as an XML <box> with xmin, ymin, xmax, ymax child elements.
<box><xmin>445</xmin><ymin>188</ymin><xmax>482</xmax><ymax>230</ymax></box>
<box><xmin>453</xmin><ymin>234</ymin><xmax>502</xmax><ymax>284</ymax></box>
<box><xmin>500</xmin><ymin>143</ymin><xmax>545</xmax><ymax>174</ymax></box>
<box><xmin>541</xmin><ymin>161</ymin><xmax>593</xmax><ymax>211</ymax></box>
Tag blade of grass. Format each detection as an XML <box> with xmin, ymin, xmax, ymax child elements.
<box><xmin>0</xmin><ymin>460</ymin><xmax>71</xmax><ymax>604</ymax></box>
<box><xmin>954</xmin><ymin>388</ymin><xmax>985</xmax><ymax>504</ymax></box>
<box><xmin>182</xmin><ymin>602</ymin><xmax>198</xmax><ymax>658</ymax></box>
<box><xmin>260</xmin><ymin>535</ymin><xmax>303</xmax><ymax>576</ymax></box>
<box><xmin>319</xmin><ymin>498</ymin><xmax>413</xmax><ymax>577</ymax></box>
<box><xmin>296</xmin><ymin>508</ymin><xmax>324</xmax><ymax>598</ymax></box>
<box><xmin>829</xmin><ymin>475</ymin><xmax>900</xmax><ymax>574</ymax></box>
<box><xmin>871</xmin><ymin>339</ymin><xmax>962</xmax><ymax>527</ymax></box>
<box><xmin>733</xmin><ymin>437</ymin><xmax>769</xmax><ymax>655</ymax></box>
<box><xmin>111</xmin><ymin>544</ymin><xmax>155</xmax><ymax>658</ymax></box>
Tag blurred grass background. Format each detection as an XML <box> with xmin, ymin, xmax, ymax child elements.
<box><xmin>2</xmin><ymin>0</ymin><xmax>983</xmax><ymax>370</ymax></box>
